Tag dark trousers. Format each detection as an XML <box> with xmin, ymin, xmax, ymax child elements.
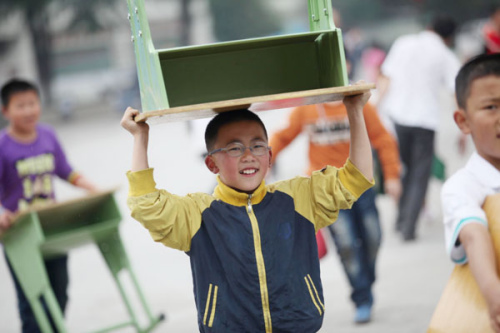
<box><xmin>328</xmin><ymin>188</ymin><xmax>382</xmax><ymax>307</ymax></box>
<box><xmin>394</xmin><ymin>124</ymin><xmax>435</xmax><ymax>240</ymax></box>
<box><xmin>5</xmin><ymin>252</ymin><xmax>69</xmax><ymax>333</ymax></box>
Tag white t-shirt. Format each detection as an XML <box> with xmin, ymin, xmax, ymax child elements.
<box><xmin>381</xmin><ymin>30</ymin><xmax>461</xmax><ymax>130</ymax></box>
<box><xmin>441</xmin><ymin>152</ymin><xmax>500</xmax><ymax>264</ymax></box>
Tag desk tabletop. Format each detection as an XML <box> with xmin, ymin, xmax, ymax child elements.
<box><xmin>0</xmin><ymin>189</ymin><xmax>118</xmax><ymax>240</ymax></box>
<box><xmin>136</xmin><ymin>83</ymin><xmax>376</xmax><ymax>123</ymax></box>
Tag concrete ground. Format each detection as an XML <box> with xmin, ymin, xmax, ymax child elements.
<box><xmin>0</xmin><ymin>100</ymin><xmax>471</xmax><ymax>332</ymax></box>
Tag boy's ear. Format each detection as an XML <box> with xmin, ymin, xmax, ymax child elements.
<box><xmin>205</xmin><ymin>155</ymin><xmax>219</xmax><ymax>174</ymax></box>
<box><xmin>453</xmin><ymin>109</ymin><xmax>471</xmax><ymax>135</ymax></box>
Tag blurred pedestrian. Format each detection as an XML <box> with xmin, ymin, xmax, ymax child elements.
<box><xmin>0</xmin><ymin>78</ymin><xmax>97</xmax><ymax>332</ymax></box>
<box><xmin>482</xmin><ymin>4</ymin><xmax>500</xmax><ymax>54</ymax></box>
<box><xmin>269</xmin><ymin>99</ymin><xmax>401</xmax><ymax>324</ymax></box>
<box><xmin>379</xmin><ymin>14</ymin><xmax>461</xmax><ymax>241</ymax></box>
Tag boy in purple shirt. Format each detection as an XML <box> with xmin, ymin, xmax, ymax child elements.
<box><xmin>0</xmin><ymin>79</ymin><xmax>96</xmax><ymax>332</ymax></box>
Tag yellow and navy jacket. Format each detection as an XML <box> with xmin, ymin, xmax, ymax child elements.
<box><xmin>127</xmin><ymin>159</ymin><xmax>373</xmax><ymax>333</ymax></box>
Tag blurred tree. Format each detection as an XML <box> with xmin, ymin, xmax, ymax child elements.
<box><xmin>419</xmin><ymin>0</ymin><xmax>493</xmax><ymax>22</ymax></box>
<box><xmin>333</xmin><ymin>0</ymin><xmax>495</xmax><ymax>28</ymax></box>
<box><xmin>208</xmin><ymin>0</ymin><xmax>281</xmax><ymax>41</ymax></box>
<box><xmin>0</xmin><ymin>0</ymin><xmax>118</xmax><ymax>103</ymax></box>
<box><xmin>180</xmin><ymin>0</ymin><xmax>192</xmax><ymax>46</ymax></box>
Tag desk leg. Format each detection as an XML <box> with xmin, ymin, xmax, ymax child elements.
<box><xmin>98</xmin><ymin>230</ymin><xmax>164</xmax><ymax>332</ymax></box>
<box><xmin>3</xmin><ymin>214</ymin><xmax>67</xmax><ymax>333</ymax></box>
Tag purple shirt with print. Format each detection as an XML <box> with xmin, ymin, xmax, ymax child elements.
<box><xmin>0</xmin><ymin>124</ymin><xmax>74</xmax><ymax>212</ymax></box>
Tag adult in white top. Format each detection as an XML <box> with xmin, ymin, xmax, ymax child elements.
<box><xmin>441</xmin><ymin>152</ymin><xmax>500</xmax><ymax>264</ymax></box>
<box><xmin>381</xmin><ymin>30</ymin><xmax>461</xmax><ymax>130</ymax></box>
<box><xmin>380</xmin><ymin>15</ymin><xmax>461</xmax><ymax>241</ymax></box>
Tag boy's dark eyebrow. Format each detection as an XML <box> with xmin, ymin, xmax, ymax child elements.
<box><xmin>478</xmin><ymin>96</ymin><xmax>500</xmax><ymax>104</ymax></box>
<box><xmin>225</xmin><ymin>136</ymin><xmax>267</xmax><ymax>144</ymax></box>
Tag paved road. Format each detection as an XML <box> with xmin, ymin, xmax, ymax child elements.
<box><xmin>0</xmin><ymin>102</ymin><xmax>470</xmax><ymax>332</ymax></box>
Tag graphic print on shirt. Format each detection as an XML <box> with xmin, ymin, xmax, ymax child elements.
<box><xmin>304</xmin><ymin>116</ymin><xmax>350</xmax><ymax>146</ymax></box>
<box><xmin>16</xmin><ymin>153</ymin><xmax>55</xmax><ymax>210</ymax></box>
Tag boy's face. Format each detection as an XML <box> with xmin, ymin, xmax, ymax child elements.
<box><xmin>205</xmin><ymin>120</ymin><xmax>272</xmax><ymax>194</ymax></box>
<box><xmin>2</xmin><ymin>90</ymin><xmax>41</xmax><ymax>136</ymax></box>
<box><xmin>454</xmin><ymin>75</ymin><xmax>500</xmax><ymax>169</ymax></box>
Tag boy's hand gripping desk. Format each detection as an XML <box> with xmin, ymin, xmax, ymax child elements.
<box><xmin>126</xmin><ymin>0</ymin><xmax>375</xmax><ymax>123</ymax></box>
<box><xmin>428</xmin><ymin>193</ymin><xmax>500</xmax><ymax>333</ymax></box>
<box><xmin>0</xmin><ymin>190</ymin><xmax>165</xmax><ymax>333</ymax></box>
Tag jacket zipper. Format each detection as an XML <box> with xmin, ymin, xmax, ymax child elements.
<box><xmin>247</xmin><ymin>194</ymin><xmax>253</xmax><ymax>213</ymax></box>
<box><xmin>247</xmin><ymin>194</ymin><xmax>272</xmax><ymax>333</ymax></box>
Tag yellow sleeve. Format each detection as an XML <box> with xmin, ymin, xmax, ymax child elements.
<box><xmin>126</xmin><ymin>169</ymin><xmax>214</xmax><ymax>251</ymax></box>
<box><xmin>270</xmin><ymin>159</ymin><xmax>373</xmax><ymax>232</ymax></box>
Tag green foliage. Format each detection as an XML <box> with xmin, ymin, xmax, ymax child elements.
<box><xmin>332</xmin><ymin>0</ymin><xmax>497</xmax><ymax>28</ymax></box>
<box><xmin>0</xmin><ymin>0</ymin><xmax>53</xmax><ymax>14</ymax></box>
<box><xmin>333</xmin><ymin>0</ymin><xmax>387</xmax><ymax>28</ymax></box>
<box><xmin>421</xmin><ymin>0</ymin><xmax>495</xmax><ymax>21</ymax></box>
<box><xmin>208</xmin><ymin>0</ymin><xmax>282</xmax><ymax>41</ymax></box>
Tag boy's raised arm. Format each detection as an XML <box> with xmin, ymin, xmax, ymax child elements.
<box><xmin>343</xmin><ymin>82</ymin><xmax>373</xmax><ymax>182</ymax></box>
<box><xmin>121</xmin><ymin>107</ymin><xmax>150</xmax><ymax>172</ymax></box>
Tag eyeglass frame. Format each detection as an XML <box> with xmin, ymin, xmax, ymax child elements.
<box><xmin>205</xmin><ymin>141</ymin><xmax>272</xmax><ymax>157</ymax></box>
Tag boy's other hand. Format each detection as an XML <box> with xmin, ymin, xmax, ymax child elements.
<box><xmin>384</xmin><ymin>178</ymin><xmax>402</xmax><ymax>202</ymax></box>
<box><xmin>343</xmin><ymin>81</ymin><xmax>372</xmax><ymax>113</ymax></box>
<box><xmin>121</xmin><ymin>107</ymin><xmax>149</xmax><ymax>136</ymax></box>
<box><xmin>0</xmin><ymin>210</ymin><xmax>14</xmax><ymax>231</ymax></box>
<box><xmin>486</xmin><ymin>284</ymin><xmax>500</xmax><ymax>333</ymax></box>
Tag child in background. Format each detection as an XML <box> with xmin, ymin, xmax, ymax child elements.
<box><xmin>269</xmin><ymin>100</ymin><xmax>401</xmax><ymax>324</ymax></box>
<box><xmin>121</xmin><ymin>85</ymin><xmax>374</xmax><ymax>332</ymax></box>
<box><xmin>441</xmin><ymin>53</ymin><xmax>500</xmax><ymax>332</ymax></box>
<box><xmin>0</xmin><ymin>78</ymin><xmax>97</xmax><ymax>332</ymax></box>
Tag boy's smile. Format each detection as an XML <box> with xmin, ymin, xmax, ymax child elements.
<box><xmin>458</xmin><ymin>75</ymin><xmax>500</xmax><ymax>170</ymax></box>
<box><xmin>205</xmin><ymin>120</ymin><xmax>272</xmax><ymax>194</ymax></box>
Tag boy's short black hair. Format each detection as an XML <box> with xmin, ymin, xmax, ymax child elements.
<box><xmin>431</xmin><ymin>14</ymin><xmax>457</xmax><ymax>40</ymax></box>
<box><xmin>455</xmin><ymin>53</ymin><xmax>500</xmax><ymax>109</ymax></box>
<box><xmin>1</xmin><ymin>78</ymin><xmax>39</xmax><ymax>107</ymax></box>
<box><xmin>205</xmin><ymin>109</ymin><xmax>268</xmax><ymax>151</ymax></box>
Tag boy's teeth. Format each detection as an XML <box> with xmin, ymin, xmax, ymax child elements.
<box><xmin>242</xmin><ymin>169</ymin><xmax>256</xmax><ymax>174</ymax></box>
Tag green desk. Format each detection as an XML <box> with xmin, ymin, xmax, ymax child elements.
<box><xmin>1</xmin><ymin>190</ymin><xmax>164</xmax><ymax>333</ymax></box>
<box><xmin>126</xmin><ymin>0</ymin><xmax>376</xmax><ymax>123</ymax></box>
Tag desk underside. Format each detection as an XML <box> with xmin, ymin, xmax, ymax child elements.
<box><xmin>136</xmin><ymin>83</ymin><xmax>375</xmax><ymax>123</ymax></box>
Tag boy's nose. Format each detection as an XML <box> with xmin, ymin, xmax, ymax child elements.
<box><xmin>241</xmin><ymin>148</ymin><xmax>256</xmax><ymax>159</ymax></box>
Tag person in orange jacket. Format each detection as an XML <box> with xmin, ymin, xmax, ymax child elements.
<box><xmin>270</xmin><ymin>100</ymin><xmax>401</xmax><ymax>324</ymax></box>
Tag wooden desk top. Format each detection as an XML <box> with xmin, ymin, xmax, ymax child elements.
<box><xmin>0</xmin><ymin>189</ymin><xmax>118</xmax><ymax>240</ymax></box>
<box><xmin>135</xmin><ymin>83</ymin><xmax>376</xmax><ymax>123</ymax></box>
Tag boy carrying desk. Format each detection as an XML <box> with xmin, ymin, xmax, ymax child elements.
<box><xmin>0</xmin><ymin>79</ymin><xmax>97</xmax><ymax>332</ymax></box>
<box><xmin>121</xmin><ymin>84</ymin><xmax>374</xmax><ymax>332</ymax></box>
<box><xmin>441</xmin><ymin>53</ymin><xmax>500</xmax><ymax>332</ymax></box>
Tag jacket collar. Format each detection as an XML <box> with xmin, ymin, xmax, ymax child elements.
<box><xmin>213</xmin><ymin>176</ymin><xmax>267</xmax><ymax>206</ymax></box>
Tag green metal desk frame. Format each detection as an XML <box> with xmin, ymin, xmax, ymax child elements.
<box><xmin>1</xmin><ymin>191</ymin><xmax>164</xmax><ymax>333</ymax></box>
<box><xmin>126</xmin><ymin>0</ymin><xmax>356</xmax><ymax>122</ymax></box>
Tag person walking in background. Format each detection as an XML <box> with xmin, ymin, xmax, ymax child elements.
<box><xmin>482</xmin><ymin>4</ymin><xmax>500</xmax><ymax>54</ymax></box>
<box><xmin>379</xmin><ymin>14</ymin><xmax>461</xmax><ymax>241</ymax></box>
<box><xmin>269</xmin><ymin>99</ymin><xmax>401</xmax><ymax>324</ymax></box>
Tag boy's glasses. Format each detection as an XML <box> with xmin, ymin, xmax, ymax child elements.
<box><xmin>207</xmin><ymin>142</ymin><xmax>271</xmax><ymax>157</ymax></box>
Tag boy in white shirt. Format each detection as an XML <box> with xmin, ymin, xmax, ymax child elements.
<box><xmin>441</xmin><ymin>53</ymin><xmax>500</xmax><ymax>332</ymax></box>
